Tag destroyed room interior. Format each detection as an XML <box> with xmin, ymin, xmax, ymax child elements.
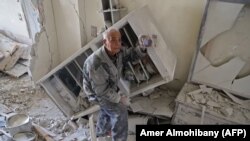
<box><xmin>0</xmin><ymin>0</ymin><xmax>250</xmax><ymax>141</ymax></box>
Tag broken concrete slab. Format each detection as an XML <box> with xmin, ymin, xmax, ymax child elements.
<box><xmin>129</xmin><ymin>102</ymin><xmax>143</xmax><ymax>113</ymax></box>
<box><xmin>0</xmin><ymin>33</ymin><xmax>18</xmax><ymax>54</ymax></box>
<box><xmin>192</xmin><ymin>56</ymin><xmax>245</xmax><ymax>93</ymax></box>
<box><xmin>4</xmin><ymin>63</ymin><xmax>28</xmax><ymax>78</ymax></box>
<box><xmin>4</xmin><ymin>46</ymin><xmax>25</xmax><ymax>71</ymax></box>
<box><xmin>0</xmin><ymin>33</ymin><xmax>30</xmax><ymax>74</ymax></box>
<box><xmin>130</xmin><ymin>90</ymin><xmax>175</xmax><ymax>118</ymax></box>
<box><xmin>18</xmin><ymin>43</ymin><xmax>31</xmax><ymax>60</ymax></box>
<box><xmin>0</xmin><ymin>42</ymin><xmax>19</xmax><ymax>71</ymax></box>
<box><xmin>193</xmin><ymin>57</ymin><xmax>245</xmax><ymax>87</ymax></box>
<box><xmin>201</xmin><ymin>1</ymin><xmax>243</xmax><ymax>47</ymax></box>
<box><xmin>130</xmin><ymin>97</ymin><xmax>155</xmax><ymax>115</ymax></box>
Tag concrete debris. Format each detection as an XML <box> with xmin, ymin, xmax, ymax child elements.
<box><xmin>149</xmin><ymin>92</ymin><xmax>161</xmax><ymax>99</ymax></box>
<box><xmin>220</xmin><ymin>107</ymin><xmax>233</xmax><ymax>117</ymax></box>
<box><xmin>174</xmin><ymin>83</ymin><xmax>250</xmax><ymax>124</ymax></box>
<box><xmin>207</xmin><ymin>100</ymin><xmax>220</xmax><ymax>107</ymax></box>
<box><xmin>0</xmin><ymin>73</ymin><xmax>73</xmax><ymax>140</ymax></box>
<box><xmin>199</xmin><ymin>85</ymin><xmax>213</xmax><ymax>94</ymax></box>
<box><xmin>130</xmin><ymin>89</ymin><xmax>176</xmax><ymax>118</ymax></box>
<box><xmin>142</xmin><ymin>88</ymin><xmax>155</xmax><ymax>96</ymax></box>
<box><xmin>128</xmin><ymin>115</ymin><xmax>149</xmax><ymax>134</ymax></box>
<box><xmin>130</xmin><ymin>102</ymin><xmax>143</xmax><ymax>113</ymax></box>
<box><xmin>0</xmin><ymin>33</ymin><xmax>30</xmax><ymax>78</ymax></box>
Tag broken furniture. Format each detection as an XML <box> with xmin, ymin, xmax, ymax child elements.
<box><xmin>37</xmin><ymin>5</ymin><xmax>177</xmax><ymax>118</ymax></box>
<box><xmin>172</xmin><ymin>0</ymin><xmax>250</xmax><ymax>124</ymax></box>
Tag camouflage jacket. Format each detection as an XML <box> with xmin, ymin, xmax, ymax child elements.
<box><xmin>83</xmin><ymin>46</ymin><xmax>146</xmax><ymax>103</ymax></box>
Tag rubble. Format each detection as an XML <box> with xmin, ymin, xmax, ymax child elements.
<box><xmin>0</xmin><ymin>73</ymin><xmax>87</xmax><ymax>141</ymax></box>
<box><xmin>0</xmin><ymin>33</ymin><xmax>30</xmax><ymax>78</ymax></box>
<box><xmin>129</xmin><ymin>88</ymin><xmax>176</xmax><ymax>119</ymax></box>
<box><xmin>172</xmin><ymin>83</ymin><xmax>250</xmax><ymax>124</ymax></box>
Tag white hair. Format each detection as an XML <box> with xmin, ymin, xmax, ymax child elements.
<box><xmin>102</xmin><ymin>27</ymin><xmax>120</xmax><ymax>40</ymax></box>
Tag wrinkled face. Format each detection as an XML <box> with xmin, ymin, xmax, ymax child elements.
<box><xmin>104</xmin><ymin>30</ymin><xmax>121</xmax><ymax>56</ymax></box>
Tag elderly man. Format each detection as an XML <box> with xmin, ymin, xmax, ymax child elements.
<box><xmin>83</xmin><ymin>28</ymin><xmax>152</xmax><ymax>141</ymax></box>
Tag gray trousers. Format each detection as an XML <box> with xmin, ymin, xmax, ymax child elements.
<box><xmin>96</xmin><ymin>99</ymin><xmax>128</xmax><ymax>141</ymax></box>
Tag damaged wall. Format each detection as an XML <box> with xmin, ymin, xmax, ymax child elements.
<box><xmin>82</xmin><ymin>0</ymin><xmax>206</xmax><ymax>90</ymax></box>
<box><xmin>30</xmin><ymin>0</ymin><xmax>60</xmax><ymax>81</ymax></box>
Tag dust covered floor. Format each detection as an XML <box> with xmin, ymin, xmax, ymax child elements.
<box><xmin>0</xmin><ymin>73</ymin><xmax>65</xmax><ymax>119</ymax></box>
<box><xmin>0</xmin><ymin>72</ymin><xmax>84</xmax><ymax>140</ymax></box>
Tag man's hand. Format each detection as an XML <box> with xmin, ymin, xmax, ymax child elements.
<box><xmin>139</xmin><ymin>35</ymin><xmax>151</xmax><ymax>47</ymax></box>
<box><xmin>120</xmin><ymin>96</ymin><xmax>131</xmax><ymax>106</ymax></box>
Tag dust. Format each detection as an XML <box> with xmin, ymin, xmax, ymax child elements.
<box><xmin>0</xmin><ymin>73</ymin><xmax>89</xmax><ymax>141</ymax></box>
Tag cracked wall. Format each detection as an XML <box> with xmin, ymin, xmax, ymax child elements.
<box><xmin>30</xmin><ymin>0</ymin><xmax>60</xmax><ymax>81</ymax></box>
<box><xmin>27</xmin><ymin>0</ymin><xmax>91</xmax><ymax>81</ymax></box>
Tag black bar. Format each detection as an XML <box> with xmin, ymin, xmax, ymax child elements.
<box><xmin>136</xmin><ymin>125</ymin><xmax>250</xmax><ymax>141</ymax></box>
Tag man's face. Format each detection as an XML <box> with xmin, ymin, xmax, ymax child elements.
<box><xmin>104</xmin><ymin>30</ymin><xmax>122</xmax><ymax>56</ymax></box>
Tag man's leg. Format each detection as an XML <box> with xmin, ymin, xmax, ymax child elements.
<box><xmin>96</xmin><ymin>108</ymin><xmax>112</xmax><ymax>137</ymax></box>
<box><xmin>101</xmin><ymin>102</ymin><xmax>128</xmax><ymax>141</ymax></box>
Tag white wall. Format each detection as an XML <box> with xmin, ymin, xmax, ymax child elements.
<box><xmin>52</xmin><ymin>0</ymin><xmax>82</xmax><ymax>61</ymax></box>
<box><xmin>82</xmin><ymin>0</ymin><xmax>206</xmax><ymax>90</ymax></box>
<box><xmin>0</xmin><ymin>0</ymin><xmax>29</xmax><ymax>38</ymax></box>
<box><xmin>78</xmin><ymin>0</ymin><xmax>105</xmax><ymax>43</ymax></box>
